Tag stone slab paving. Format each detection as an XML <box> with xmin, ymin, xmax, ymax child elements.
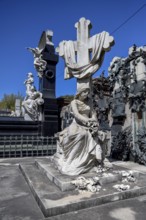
<box><xmin>0</xmin><ymin>163</ymin><xmax>44</xmax><ymax>220</ymax></box>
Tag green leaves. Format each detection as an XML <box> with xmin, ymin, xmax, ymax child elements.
<box><xmin>0</xmin><ymin>93</ymin><xmax>24</xmax><ymax>111</ymax></box>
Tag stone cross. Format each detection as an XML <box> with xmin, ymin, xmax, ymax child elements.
<box><xmin>57</xmin><ymin>17</ymin><xmax>114</xmax><ymax>92</ymax></box>
<box><xmin>74</xmin><ymin>18</ymin><xmax>92</xmax><ymax>66</ymax></box>
<box><xmin>56</xmin><ymin>18</ymin><xmax>93</xmax><ymax>68</ymax></box>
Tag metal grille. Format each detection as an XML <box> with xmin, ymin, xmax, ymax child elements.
<box><xmin>0</xmin><ymin>135</ymin><xmax>57</xmax><ymax>158</ymax></box>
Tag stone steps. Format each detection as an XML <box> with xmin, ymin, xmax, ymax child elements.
<box><xmin>19</xmin><ymin>158</ymin><xmax>146</xmax><ymax>218</ymax></box>
<box><xmin>19</xmin><ymin>163</ymin><xmax>60</xmax><ymax>217</ymax></box>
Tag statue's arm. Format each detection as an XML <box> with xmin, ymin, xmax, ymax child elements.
<box><xmin>71</xmin><ymin>100</ymin><xmax>89</xmax><ymax>125</ymax></box>
<box><xmin>90</xmin><ymin>109</ymin><xmax>98</xmax><ymax>122</ymax></box>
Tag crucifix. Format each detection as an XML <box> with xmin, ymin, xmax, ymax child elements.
<box><xmin>56</xmin><ymin>17</ymin><xmax>114</xmax><ymax>92</ymax></box>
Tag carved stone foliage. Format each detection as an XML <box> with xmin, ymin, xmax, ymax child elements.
<box><xmin>110</xmin><ymin>126</ymin><xmax>132</xmax><ymax>161</ymax></box>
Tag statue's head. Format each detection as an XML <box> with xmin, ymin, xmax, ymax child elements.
<box><xmin>75</xmin><ymin>87</ymin><xmax>90</xmax><ymax>101</ymax></box>
<box><xmin>27</xmin><ymin>72</ymin><xmax>33</xmax><ymax>77</ymax></box>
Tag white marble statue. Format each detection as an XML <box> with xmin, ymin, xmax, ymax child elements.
<box><xmin>54</xmin><ymin>18</ymin><xmax>114</xmax><ymax>176</ymax></box>
<box><xmin>24</xmin><ymin>72</ymin><xmax>34</xmax><ymax>95</ymax></box>
<box><xmin>54</xmin><ymin>86</ymin><xmax>106</xmax><ymax>175</ymax></box>
<box><xmin>57</xmin><ymin>17</ymin><xmax>114</xmax><ymax>84</ymax></box>
<box><xmin>27</xmin><ymin>47</ymin><xmax>47</xmax><ymax>78</ymax></box>
<box><xmin>22</xmin><ymin>73</ymin><xmax>44</xmax><ymax>121</ymax></box>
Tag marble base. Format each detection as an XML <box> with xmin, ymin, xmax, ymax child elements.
<box><xmin>19</xmin><ymin>157</ymin><xmax>146</xmax><ymax>218</ymax></box>
<box><xmin>35</xmin><ymin>158</ymin><xmax>124</xmax><ymax>192</ymax></box>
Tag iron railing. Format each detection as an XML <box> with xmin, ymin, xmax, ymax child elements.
<box><xmin>0</xmin><ymin>135</ymin><xmax>57</xmax><ymax>158</ymax></box>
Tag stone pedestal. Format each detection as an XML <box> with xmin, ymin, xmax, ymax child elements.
<box><xmin>19</xmin><ymin>157</ymin><xmax>146</xmax><ymax>218</ymax></box>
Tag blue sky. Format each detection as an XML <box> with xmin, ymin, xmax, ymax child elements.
<box><xmin>0</xmin><ymin>0</ymin><xmax>146</xmax><ymax>100</ymax></box>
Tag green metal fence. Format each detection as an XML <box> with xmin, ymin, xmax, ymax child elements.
<box><xmin>0</xmin><ymin>135</ymin><xmax>57</xmax><ymax>158</ymax></box>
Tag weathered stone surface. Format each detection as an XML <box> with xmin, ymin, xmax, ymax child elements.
<box><xmin>1</xmin><ymin>158</ymin><xmax>146</xmax><ymax>219</ymax></box>
<box><xmin>35</xmin><ymin>158</ymin><xmax>123</xmax><ymax>191</ymax></box>
<box><xmin>108</xmin><ymin>45</ymin><xmax>146</xmax><ymax>165</ymax></box>
<box><xmin>46</xmin><ymin>195</ymin><xmax>146</xmax><ymax>220</ymax></box>
<box><xmin>0</xmin><ymin>164</ymin><xmax>44</xmax><ymax>220</ymax></box>
<box><xmin>19</xmin><ymin>158</ymin><xmax>146</xmax><ymax>218</ymax></box>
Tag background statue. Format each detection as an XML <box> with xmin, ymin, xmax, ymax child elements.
<box><xmin>27</xmin><ymin>47</ymin><xmax>47</xmax><ymax>78</ymax></box>
<box><xmin>22</xmin><ymin>73</ymin><xmax>44</xmax><ymax>121</ymax></box>
<box><xmin>54</xmin><ymin>86</ymin><xmax>107</xmax><ymax>176</ymax></box>
<box><xmin>24</xmin><ymin>72</ymin><xmax>34</xmax><ymax>96</ymax></box>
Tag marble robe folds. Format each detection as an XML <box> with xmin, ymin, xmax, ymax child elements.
<box><xmin>54</xmin><ymin>100</ymin><xmax>105</xmax><ymax>176</ymax></box>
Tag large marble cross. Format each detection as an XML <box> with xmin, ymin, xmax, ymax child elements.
<box><xmin>57</xmin><ymin>17</ymin><xmax>114</xmax><ymax>92</ymax></box>
<box><xmin>74</xmin><ymin>18</ymin><xmax>92</xmax><ymax>66</ymax></box>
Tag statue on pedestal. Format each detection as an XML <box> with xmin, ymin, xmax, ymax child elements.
<box><xmin>22</xmin><ymin>73</ymin><xmax>44</xmax><ymax>121</ymax></box>
<box><xmin>54</xmin><ymin>18</ymin><xmax>114</xmax><ymax>176</ymax></box>
<box><xmin>54</xmin><ymin>85</ymin><xmax>107</xmax><ymax>175</ymax></box>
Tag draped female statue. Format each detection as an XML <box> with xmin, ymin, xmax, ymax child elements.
<box><xmin>54</xmin><ymin>86</ymin><xmax>106</xmax><ymax>176</ymax></box>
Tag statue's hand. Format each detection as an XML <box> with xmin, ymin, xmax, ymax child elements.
<box><xmin>88</xmin><ymin>118</ymin><xmax>97</xmax><ymax>123</ymax></box>
<box><xmin>87</xmin><ymin>120</ymin><xmax>98</xmax><ymax>128</ymax></box>
<box><xmin>87</xmin><ymin>120</ymin><xmax>98</xmax><ymax>136</ymax></box>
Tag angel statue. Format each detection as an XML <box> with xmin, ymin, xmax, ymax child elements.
<box><xmin>27</xmin><ymin>47</ymin><xmax>47</xmax><ymax>78</ymax></box>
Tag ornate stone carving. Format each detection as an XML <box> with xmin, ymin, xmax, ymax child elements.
<box><xmin>22</xmin><ymin>73</ymin><xmax>44</xmax><ymax>121</ymax></box>
<box><xmin>27</xmin><ymin>47</ymin><xmax>47</xmax><ymax>78</ymax></box>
